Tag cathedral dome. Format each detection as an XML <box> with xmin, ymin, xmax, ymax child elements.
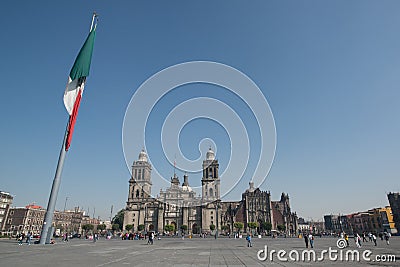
<box><xmin>138</xmin><ymin>149</ymin><xmax>148</xmax><ymax>162</ymax></box>
<box><xmin>206</xmin><ymin>147</ymin><xmax>215</xmax><ymax>160</ymax></box>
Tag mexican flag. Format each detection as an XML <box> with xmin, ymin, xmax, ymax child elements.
<box><xmin>63</xmin><ymin>27</ymin><xmax>96</xmax><ymax>151</ymax></box>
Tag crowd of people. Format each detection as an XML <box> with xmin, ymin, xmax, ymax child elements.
<box><xmin>300</xmin><ymin>230</ymin><xmax>393</xmax><ymax>249</ymax></box>
<box><xmin>14</xmin><ymin>229</ymin><xmax>394</xmax><ymax>250</ymax></box>
<box><xmin>338</xmin><ymin>231</ymin><xmax>392</xmax><ymax>248</ymax></box>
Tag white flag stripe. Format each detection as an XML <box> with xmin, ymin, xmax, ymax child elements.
<box><xmin>63</xmin><ymin>77</ymin><xmax>85</xmax><ymax>115</ymax></box>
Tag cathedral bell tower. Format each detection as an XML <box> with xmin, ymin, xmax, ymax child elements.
<box><xmin>201</xmin><ymin>147</ymin><xmax>220</xmax><ymax>202</ymax></box>
<box><xmin>127</xmin><ymin>149</ymin><xmax>152</xmax><ymax>203</ymax></box>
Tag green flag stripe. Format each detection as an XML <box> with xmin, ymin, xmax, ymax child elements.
<box><xmin>69</xmin><ymin>29</ymin><xmax>96</xmax><ymax>80</ymax></box>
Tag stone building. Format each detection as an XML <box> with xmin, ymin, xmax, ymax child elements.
<box><xmin>324</xmin><ymin>206</ymin><xmax>397</xmax><ymax>235</ymax></box>
<box><xmin>3</xmin><ymin>204</ymin><xmax>46</xmax><ymax>236</ymax></box>
<box><xmin>3</xmin><ymin>204</ymin><xmax>87</xmax><ymax>236</ymax></box>
<box><xmin>0</xmin><ymin>191</ymin><xmax>13</xmax><ymax>233</ymax></box>
<box><xmin>124</xmin><ymin>149</ymin><xmax>298</xmax><ymax>235</ymax></box>
<box><xmin>388</xmin><ymin>192</ymin><xmax>400</xmax><ymax>234</ymax></box>
<box><xmin>271</xmin><ymin>193</ymin><xmax>298</xmax><ymax>235</ymax></box>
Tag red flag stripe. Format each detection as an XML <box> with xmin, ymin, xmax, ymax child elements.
<box><xmin>65</xmin><ymin>89</ymin><xmax>82</xmax><ymax>151</ymax></box>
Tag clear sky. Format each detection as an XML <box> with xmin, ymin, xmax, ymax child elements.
<box><xmin>1</xmin><ymin>1</ymin><xmax>399</xmax><ymax>222</ymax></box>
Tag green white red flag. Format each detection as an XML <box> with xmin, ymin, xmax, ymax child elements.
<box><xmin>63</xmin><ymin>26</ymin><xmax>96</xmax><ymax>151</ymax></box>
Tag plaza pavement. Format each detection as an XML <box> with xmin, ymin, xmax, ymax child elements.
<box><xmin>0</xmin><ymin>236</ymin><xmax>398</xmax><ymax>267</ymax></box>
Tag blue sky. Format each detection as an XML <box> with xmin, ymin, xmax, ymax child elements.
<box><xmin>1</xmin><ymin>1</ymin><xmax>399</xmax><ymax>222</ymax></box>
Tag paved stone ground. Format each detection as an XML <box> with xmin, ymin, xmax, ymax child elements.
<box><xmin>0</xmin><ymin>236</ymin><xmax>399</xmax><ymax>266</ymax></box>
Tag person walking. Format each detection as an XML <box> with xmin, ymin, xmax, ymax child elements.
<box><xmin>372</xmin><ymin>233</ymin><xmax>377</xmax><ymax>246</ymax></box>
<box><xmin>246</xmin><ymin>233</ymin><xmax>252</xmax><ymax>247</ymax></box>
<box><xmin>355</xmin><ymin>233</ymin><xmax>361</xmax><ymax>248</ymax></box>
<box><xmin>18</xmin><ymin>235</ymin><xmax>23</xmax><ymax>245</ymax></box>
<box><xmin>368</xmin><ymin>232</ymin><xmax>372</xmax><ymax>242</ymax></box>
<box><xmin>147</xmin><ymin>233</ymin><xmax>151</xmax><ymax>244</ymax></box>
<box><xmin>362</xmin><ymin>232</ymin><xmax>367</xmax><ymax>242</ymax></box>
<box><xmin>26</xmin><ymin>232</ymin><xmax>32</xmax><ymax>245</ymax></box>
<box><xmin>304</xmin><ymin>233</ymin><xmax>309</xmax><ymax>248</ymax></box>
<box><xmin>309</xmin><ymin>233</ymin><xmax>314</xmax><ymax>248</ymax></box>
<box><xmin>384</xmin><ymin>232</ymin><xmax>391</xmax><ymax>245</ymax></box>
<box><xmin>147</xmin><ymin>232</ymin><xmax>154</xmax><ymax>245</ymax></box>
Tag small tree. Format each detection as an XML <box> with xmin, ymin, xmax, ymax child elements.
<box><xmin>209</xmin><ymin>224</ymin><xmax>216</xmax><ymax>231</ymax></box>
<box><xmin>277</xmin><ymin>224</ymin><xmax>286</xmax><ymax>232</ymax></box>
<box><xmin>234</xmin><ymin>222</ymin><xmax>244</xmax><ymax>233</ymax></box>
<box><xmin>112</xmin><ymin>224</ymin><xmax>120</xmax><ymax>232</ymax></box>
<box><xmin>125</xmin><ymin>224</ymin><xmax>133</xmax><ymax>232</ymax></box>
<box><xmin>82</xmin><ymin>224</ymin><xmax>94</xmax><ymax>234</ymax></box>
<box><xmin>261</xmin><ymin>222</ymin><xmax>272</xmax><ymax>234</ymax></box>
<box><xmin>248</xmin><ymin>222</ymin><xmax>258</xmax><ymax>234</ymax></box>
<box><xmin>221</xmin><ymin>225</ymin><xmax>229</xmax><ymax>232</ymax></box>
<box><xmin>97</xmin><ymin>224</ymin><xmax>106</xmax><ymax>231</ymax></box>
<box><xmin>164</xmin><ymin>224</ymin><xmax>175</xmax><ymax>233</ymax></box>
<box><xmin>180</xmin><ymin>225</ymin><xmax>188</xmax><ymax>234</ymax></box>
<box><xmin>112</xmin><ymin>209</ymin><xmax>125</xmax><ymax>231</ymax></box>
<box><xmin>138</xmin><ymin>224</ymin><xmax>145</xmax><ymax>231</ymax></box>
<box><xmin>248</xmin><ymin>222</ymin><xmax>258</xmax><ymax>229</ymax></box>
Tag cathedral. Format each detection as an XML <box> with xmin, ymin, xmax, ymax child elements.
<box><xmin>123</xmin><ymin>148</ymin><xmax>298</xmax><ymax>236</ymax></box>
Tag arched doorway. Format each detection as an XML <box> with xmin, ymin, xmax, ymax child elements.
<box><xmin>149</xmin><ymin>224</ymin><xmax>154</xmax><ymax>231</ymax></box>
<box><xmin>192</xmin><ymin>223</ymin><xmax>199</xmax><ymax>234</ymax></box>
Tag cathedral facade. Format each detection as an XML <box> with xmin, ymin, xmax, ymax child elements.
<box><xmin>123</xmin><ymin>149</ymin><xmax>298</xmax><ymax>236</ymax></box>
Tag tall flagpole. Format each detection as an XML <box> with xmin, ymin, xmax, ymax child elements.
<box><xmin>39</xmin><ymin>123</ymin><xmax>69</xmax><ymax>244</ymax></box>
<box><xmin>39</xmin><ymin>12</ymin><xmax>97</xmax><ymax>245</ymax></box>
